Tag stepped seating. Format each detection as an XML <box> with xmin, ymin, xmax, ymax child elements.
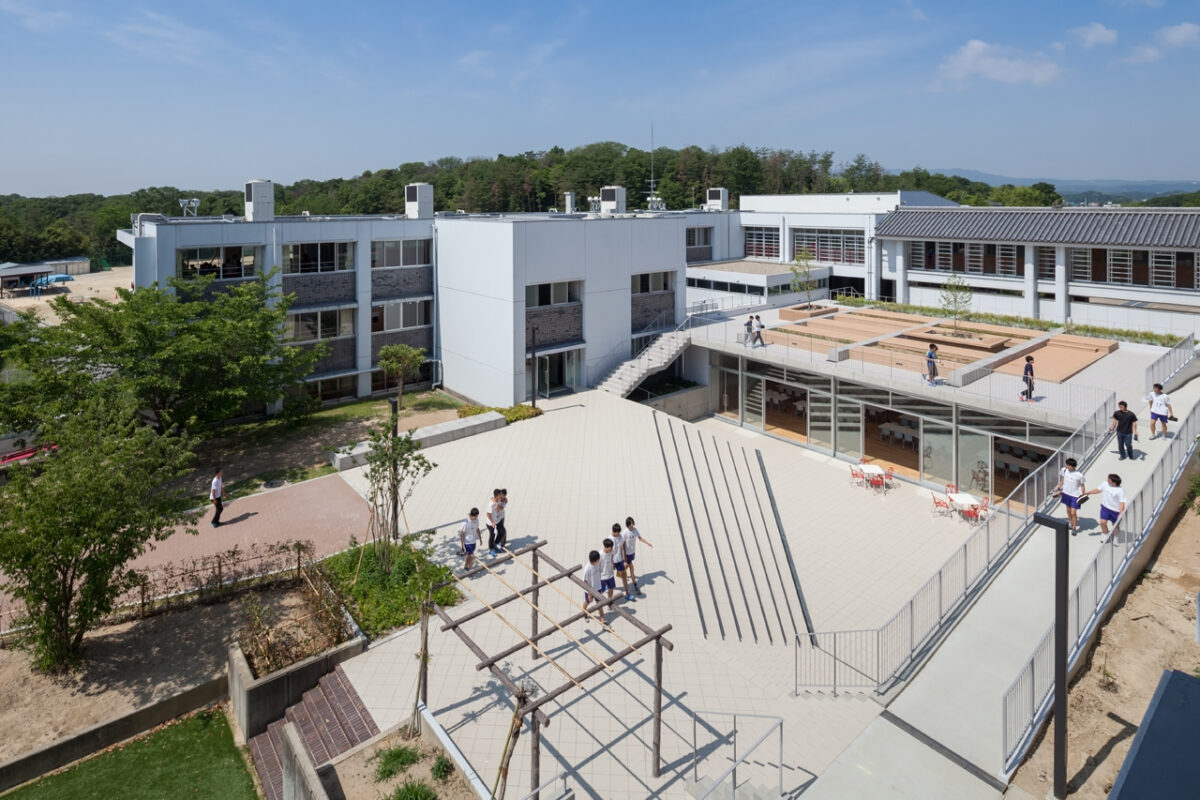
<box><xmin>248</xmin><ymin>666</ymin><xmax>379</xmax><ymax>800</ymax></box>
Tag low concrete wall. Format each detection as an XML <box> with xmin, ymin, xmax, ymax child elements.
<box><xmin>331</xmin><ymin>411</ymin><xmax>507</xmax><ymax>471</ymax></box>
<box><xmin>282</xmin><ymin>721</ymin><xmax>329</xmax><ymax>800</ymax></box>
<box><xmin>778</xmin><ymin>304</ymin><xmax>838</xmax><ymax>322</ymax></box>
<box><xmin>0</xmin><ymin>675</ymin><xmax>228</xmax><ymax>793</ymax></box>
<box><xmin>642</xmin><ymin>386</ymin><xmax>709</xmax><ymax>421</ymax></box>
<box><xmin>228</xmin><ymin>637</ymin><xmax>366</xmax><ymax>740</ymax></box>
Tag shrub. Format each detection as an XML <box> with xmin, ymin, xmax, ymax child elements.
<box><xmin>431</xmin><ymin>753</ymin><xmax>454</xmax><ymax>781</ymax></box>
<box><xmin>457</xmin><ymin>404</ymin><xmax>544</xmax><ymax>424</ymax></box>
<box><xmin>372</xmin><ymin>744</ymin><xmax>419</xmax><ymax>782</ymax></box>
<box><xmin>392</xmin><ymin>780</ymin><xmax>437</xmax><ymax>800</ymax></box>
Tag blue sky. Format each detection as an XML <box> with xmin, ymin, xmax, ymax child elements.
<box><xmin>1</xmin><ymin>0</ymin><xmax>1197</xmax><ymax>196</ymax></box>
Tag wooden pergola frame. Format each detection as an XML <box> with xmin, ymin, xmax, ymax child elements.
<box><xmin>431</xmin><ymin>540</ymin><xmax>674</xmax><ymax>800</ymax></box>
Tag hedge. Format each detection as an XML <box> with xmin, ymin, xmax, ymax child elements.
<box><xmin>457</xmin><ymin>404</ymin><xmax>544</xmax><ymax>424</ymax></box>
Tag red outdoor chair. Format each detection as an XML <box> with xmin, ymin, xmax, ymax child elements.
<box><xmin>868</xmin><ymin>472</ymin><xmax>886</xmax><ymax>493</ymax></box>
<box><xmin>961</xmin><ymin>496</ymin><xmax>991</xmax><ymax>523</ymax></box>
<box><xmin>849</xmin><ymin>465</ymin><xmax>866</xmax><ymax>486</ymax></box>
<box><xmin>930</xmin><ymin>491</ymin><xmax>952</xmax><ymax>516</ymax></box>
<box><xmin>945</xmin><ymin>483</ymin><xmax>958</xmax><ymax>495</ymax></box>
<box><xmin>884</xmin><ymin>466</ymin><xmax>896</xmax><ymax>489</ymax></box>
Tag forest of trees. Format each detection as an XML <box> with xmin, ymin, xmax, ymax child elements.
<box><xmin>0</xmin><ymin>143</ymin><xmax>1066</xmax><ymax>267</ymax></box>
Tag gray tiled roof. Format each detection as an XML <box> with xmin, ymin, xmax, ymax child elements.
<box><xmin>875</xmin><ymin>207</ymin><xmax>1200</xmax><ymax>249</ymax></box>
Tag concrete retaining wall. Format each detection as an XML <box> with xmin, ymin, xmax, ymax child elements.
<box><xmin>0</xmin><ymin>675</ymin><xmax>228</xmax><ymax>793</ymax></box>
<box><xmin>642</xmin><ymin>386</ymin><xmax>709</xmax><ymax>421</ymax></box>
<box><xmin>228</xmin><ymin>637</ymin><xmax>366</xmax><ymax>740</ymax></box>
<box><xmin>331</xmin><ymin>411</ymin><xmax>507</xmax><ymax>471</ymax></box>
<box><xmin>281</xmin><ymin>721</ymin><xmax>329</xmax><ymax>800</ymax></box>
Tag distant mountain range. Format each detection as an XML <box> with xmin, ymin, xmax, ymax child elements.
<box><xmin>924</xmin><ymin>168</ymin><xmax>1200</xmax><ymax>198</ymax></box>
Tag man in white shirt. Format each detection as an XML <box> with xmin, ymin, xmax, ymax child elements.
<box><xmin>209</xmin><ymin>467</ymin><xmax>224</xmax><ymax>528</ymax></box>
<box><xmin>582</xmin><ymin>550</ymin><xmax>604</xmax><ymax>622</ymax></box>
<box><xmin>599</xmin><ymin>538</ymin><xmax>617</xmax><ymax>600</ymax></box>
<box><xmin>459</xmin><ymin>508</ymin><xmax>482</xmax><ymax>570</ymax></box>
<box><xmin>1086</xmin><ymin>474</ymin><xmax>1126</xmax><ymax>540</ymax></box>
<box><xmin>1054</xmin><ymin>458</ymin><xmax>1086</xmax><ymax>535</ymax></box>
<box><xmin>1145</xmin><ymin>383</ymin><xmax>1174</xmax><ymax>440</ymax></box>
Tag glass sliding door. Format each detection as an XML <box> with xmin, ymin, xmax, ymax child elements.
<box><xmin>957</xmin><ymin>427</ymin><xmax>992</xmax><ymax>497</ymax></box>
<box><xmin>835</xmin><ymin>398</ymin><xmax>862</xmax><ymax>459</ymax></box>
<box><xmin>743</xmin><ymin>374</ymin><xmax>764</xmax><ymax>428</ymax></box>
<box><xmin>808</xmin><ymin>391</ymin><xmax>833</xmax><ymax>451</ymax></box>
<box><xmin>921</xmin><ymin>419</ymin><xmax>954</xmax><ymax>488</ymax></box>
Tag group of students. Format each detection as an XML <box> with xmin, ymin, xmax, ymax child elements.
<box><xmin>457</xmin><ymin>488</ymin><xmax>508</xmax><ymax>570</ymax></box>
<box><xmin>581</xmin><ymin>519</ymin><xmax>654</xmax><ymax>619</ymax></box>
<box><xmin>743</xmin><ymin>316</ymin><xmax>766</xmax><ymax>348</ymax></box>
<box><xmin>923</xmin><ymin>346</ymin><xmax>1037</xmax><ymax>402</ymax></box>
<box><xmin>1054</xmin><ymin>459</ymin><xmax>1127</xmax><ymax>537</ymax></box>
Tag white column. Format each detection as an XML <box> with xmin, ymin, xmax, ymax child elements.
<box><xmin>779</xmin><ymin>215</ymin><xmax>788</xmax><ymax>262</ymax></box>
<box><xmin>865</xmin><ymin>221</ymin><xmax>882</xmax><ymax>300</ymax></box>
<box><xmin>1054</xmin><ymin>245</ymin><xmax>1069</xmax><ymax>324</ymax></box>
<box><xmin>893</xmin><ymin>239</ymin><xmax>909</xmax><ymax>303</ymax></box>
<box><xmin>1024</xmin><ymin>244</ymin><xmax>1038</xmax><ymax>320</ymax></box>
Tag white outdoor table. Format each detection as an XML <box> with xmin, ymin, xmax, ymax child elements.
<box><xmin>948</xmin><ymin>492</ymin><xmax>979</xmax><ymax>511</ymax></box>
<box><xmin>860</xmin><ymin>464</ymin><xmax>886</xmax><ymax>477</ymax></box>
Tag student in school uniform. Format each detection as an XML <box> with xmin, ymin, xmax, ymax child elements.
<box><xmin>1054</xmin><ymin>458</ymin><xmax>1086</xmax><ymax>535</ymax></box>
<box><xmin>1145</xmin><ymin>383</ymin><xmax>1175</xmax><ymax>440</ymax></box>
<box><xmin>611</xmin><ymin>523</ymin><xmax>631</xmax><ymax>598</ymax></box>
<box><xmin>582</xmin><ymin>550</ymin><xmax>604</xmax><ymax>622</ymax></box>
<box><xmin>1086</xmin><ymin>474</ymin><xmax>1126</xmax><ymax>540</ymax></box>
<box><xmin>622</xmin><ymin>516</ymin><xmax>654</xmax><ymax>596</ymax></box>
<box><xmin>599</xmin><ymin>538</ymin><xmax>617</xmax><ymax>601</ymax></box>
<box><xmin>1020</xmin><ymin>356</ymin><xmax>1035</xmax><ymax>402</ymax></box>
<box><xmin>459</xmin><ymin>508</ymin><xmax>482</xmax><ymax>570</ymax></box>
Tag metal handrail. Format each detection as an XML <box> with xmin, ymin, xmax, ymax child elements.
<box><xmin>1145</xmin><ymin>332</ymin><xmax>1195</xmax><ymax>390</ymax></box>
<box><xmin>515</xmin><ymin>770</ymin><xmax>569</xmax><ymax>800</ymax></box>
<box><xmin>692</xmin><ymin>710</ymin><xmax>784</xmax><ymax>799</ymax></box>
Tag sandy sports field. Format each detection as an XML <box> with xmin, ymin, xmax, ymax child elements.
<box><xmin>1</xmin><ymin>266</ymin><xmax>132</xmax><ymax>324</ymax></box>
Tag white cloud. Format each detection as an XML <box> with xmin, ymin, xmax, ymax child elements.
<box><xmin>1159</xmin><ymin>21</ymin><xmax>1200</xmax><ymax>47</ymax></box>
<box><xmin>1070</xmin><ymin>22</ymin><xmax>1118</xmax><ymax>48</ymax></box>
<box><xmin>900</xmin><ymin>0</ymin><xmax>926</xmax><ymax>22</ymax></box>
<box><xmin>0</xmin><ymin>0</ymin><xmax>68</xmax><ymax>31</ymax></box>
<box><xmin>105</xmin><ymin>11</ymin><xmax>224</xmax><ymax>68</ymax></box>
<box><xmin>1124</xmin><ymin>44</ymin><xmax>1162</xmax><ymax>62</ymax></box>
<box><xmin>456</xmin><ymin>50</ymin><xmax>495</xmax><ymax>79</ymax></box>
<box><xmin>939</xmin><ymin>40</ymin><xmax>1060</xmax><ymax>86</ymax></box>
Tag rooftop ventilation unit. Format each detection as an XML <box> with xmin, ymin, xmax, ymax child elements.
<box><xmin>599</xmin><ymin>186</ymin><xmax>625</xmax><ymax>214</ymax></box>
<box><xmin>405</xmin><ymin>183</ymin><xmax>434</xmax><ymax>219</ymax></box>
<box><xmin>563</xmin><ymin>191</ymin><xmax>576</xmax><ymax>214</ymax></box>
<box><xmin>244</xmin><ymin>179</ymin><xmax>274</xmax><ymax>221</ymax></box>
<box><xmin>705</xmin><ymin>188</ymin><xmax>729</xmax><ymax>212</ymax></box>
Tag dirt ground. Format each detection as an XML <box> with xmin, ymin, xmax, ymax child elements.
<box><xmin>0</xmin><ymin>266</ymin><xmax>133</xmax><ymax>324</ymax></box>
<box><xmin>0</xmin><ymin>586</ymin><xmax>307</xmax><ymax>761</ymax></box>
<box><xmin>1012</xmin><ymin>508</ymin><xmax>1200</xmax><ymax>798</ymax></box>
<box><xmin>326</xmin><ymin>728</ymin><xmax>477</xmax><ymax>800</ymax></box>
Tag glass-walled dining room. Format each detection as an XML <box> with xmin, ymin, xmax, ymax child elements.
<box><xmin>709</xmin><ymin>351</ymin><xmax>1062</xmax><ymax>498</ymax></box>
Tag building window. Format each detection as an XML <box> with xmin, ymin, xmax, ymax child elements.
<box><xmin>371</xmin><ymin>238</ymin><xmax>432</xmax><ymax>268</ymax></box>
<box><xmin>282</xmin><ymin>242</ymin><xmax>354</xmax><ymax>274</ymax></box>
<box><xmin>525</xmin><ymin>280</ymin><xmax>582</xmax><ymax>308</ymax></box>
<box><xmin>371</xmin><ymin>298</ymin><xmax>433</xmax><ymax>332</ymax></box>
<box><xmin>177</xmin><ymin>246</ymin><xmax>258</xmax><ymax>280</ymax></box>
<box><xmin>304</xmin><ymin>376</ymin><xmax>356</xmax><ymax>402</ymax></box>
<box><xmin>287</xmin><ymin>308</ymin><xmax>355</xmax><ymax>341</ymax></box>
<box><xmin>631</xmin><ymin>271</ymin><xmax>674</xmax><ymax>294</ymax></box>
<box><xmin>743</xmin><ymin>227</ymin><xmax>780</xmax><ymax>259</ymax></box>
<box><xmin>686</xmin><ymin>226</ymin><xmax>714</xmax><ymax>263</ymax></box>
<box><xmin>791</xmin><ymin>229</ymin><xmax>864</xmax><ymax>264</ymax></box>
<box><xmin>1035</xmin><ymin>246</ymin><xmax>1056</xmax><ymax>280</ymax></box>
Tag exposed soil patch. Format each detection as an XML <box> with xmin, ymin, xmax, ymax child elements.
<box><xmin>1011</xmin><ymin>509</ymin><xmax>1200</xmax><ymax>798</ymax></box>
<box><xmin>326</xmin><ymin>728</ymin><xmax>477</xmax><ymax>800</ymax></box>
<box><xmin>0</xmin><ymin>586</ymin><xmax>308</xmax><ymax>761</ymax></box>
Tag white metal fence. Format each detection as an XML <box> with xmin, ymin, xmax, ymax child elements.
<box><xmin>794</xmin><ymin>395</ymin><xmax>1115</xmax><ymax>695</ymax></box>
<box><xmin>1145</xmin><ymin>332</ymin><xmax>1195</xmax><ymax>389</ymax></box>
<box><xmin>691</xmin><ymin>710</ymin><xmax>784</xmax><ymax>799</ymax></box>
<box><xmin>999</xmin><ymin>406</ymin><xmax>1200</xmax><ymax>776</ymax></box>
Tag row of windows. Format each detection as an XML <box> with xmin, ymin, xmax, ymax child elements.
<box><xmin>177</xmin><ymin>246</ymin><xmax>258</xmax><ymax>280</ymax></box>
<box><xmin>371</xmin><ymin>239</ymin><xmax>432</xmax><ymax>269</ymax></box>
<box><xmin>287</xmin><ymin>309</ymin><xmax>355</xmax><ymax>341</ymax></box>
<box><xmin>686</xmin><ymin>227</ymin><xmax>712</xmax><ymax>247</ymax></box>
<box><xmin>283</xmin><ymin>242</ymin><xmax>355</xmax><ymax>274</ymax></box>
<box><xmin>631</xmin><ymin>271</ymin><xmax>674</xmax><ymax>294</ymax></box>
<box><xmin>526</xmin><ymin>280</ymin><xmax>582</xmax><ymax>307</ymax></box>
<box><xmin>744</xmin><ymin>227</ymin><xmax>781</xmax><ymax>259</ymax></box>
<box><xmin>792</xmin><ymin>229</ymin><xmax>865</xmax><ymax>265</ymax></box>
<box><xmin>371</xmin><ymin>299</ymin><xmax>433</xmax><ymax>332</ymax></box>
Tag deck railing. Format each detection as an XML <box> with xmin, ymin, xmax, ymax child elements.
<box><xmin>691</xmin><ymin>710</ymin><xmax>784</xmax><ymax>799</ymax></box>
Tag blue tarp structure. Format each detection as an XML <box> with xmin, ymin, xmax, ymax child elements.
<box><xmin>1109</xmin><ymin>669</ymin><xmax>1200</xmax><ymax>799</ymax></box>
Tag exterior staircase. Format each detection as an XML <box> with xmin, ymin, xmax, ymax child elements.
<box><xmin>248</xmin><ymin>666</ymin><xmax>379</xmax><ymax>800</ymax></box>
<box><xmin>683</xmin><ymin>776</ymin><xmax>781</xmax><ymax>799</ymax></box>
<box><xmin>597</xmin><ymin>329</ymin><xmax>691</xmax><ymax>397</ymax></box>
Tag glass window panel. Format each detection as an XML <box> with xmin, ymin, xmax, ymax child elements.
<box><xmin>341</xmin><ymin>242</ymin><xmax>354</xmax><ymax>269</ymax></box>
<box><xmin>835</xmin><ymin>398</ymin><xmax>862</xmax><ymax>459</ymax></box>
<box><xmin>318</xmin><ymin>242</ymin><xmax>334</xmax><ymax>271</ymax></box>
<box><xmin>300</xmin><ymin>243</ymin><xmax>319</xmax><ymax>272</ymax></box>
<box><xmin>402</xmin><ymin>301</ymin><xmax>417</xmax><ymax>328</ymax></box>
<box><xmin>241</xmin><ymin>246</ymin><xmax>256</xmax><ymax>272</ymax></box>
<box><xmin>835</xmin><ymin>380</ymin><xmax>890</xmax><ymax>406</ymax></box>
<box><xmin>319</xmin><ymin>310</ymin><xmax>337</xmax><ymax>339</ymax></box>
<box><xmin>301</xmin><ymin>312</ymin><xmax>319</xmax><ymax>341</ymax></box>
<box><xmin>807</xmin><ymin>391</ymin><xmax>833</xmax><ymax>451</ymax></box>
<box><xmin>371</xmin><ymin>307</ymin><xmax>383</xmax><ymax>333</ymax></box>
<box><xmin>339</xmin><ymin>308</ymin><xmax>355</xmax><ymax>336</ymax></box>
<box><xmin>538</xmin><ymin>284</ymin><xmax>552</xmax><ymax>305</ymax></box>
<box><xmin>526</xmin><ymin>285</ymin><xmax>538</xmax><ymax>307</ymax></box>
<box><xmin>631</xmin><ymin>275</ymin><xmax>639</xmax><ymax>293</ymax></box>
<box><xmin>385</xmin><ymin>303</ymin><xmax>400</xmax><ymax>331</ymax></box>
<box><xmin>742</xmin><ymin>375</ymin><xmax>764</xmax><ymax>429</ymax></box>
<box><xmin>891</xmin><ymin>392</ymin><xmax>953</xmax><ymax>421</ymax></box>
<box><xmin>957</xmin><ymin>427</ymin><xmax>991</xmax><ymax>496</ymax></box>
<box><xmin>552</xmin><ymin>282</ymin><xmax>568</xmax><ymax>304</ymax></box>
<box><xmin>372</xmin><ymin>242</ymin><xmax>384</xmax><ymax>269</ymax></box>
<box><xmin>569</xmin><ymin>281</ymin><xmax>581</xmax><ymax>302</ymax></box>
<box><xmin>420</xmin><ymin>299</ymin><xmax>432</xmax><ymax>325</ymax></box>
<box><xmin>921</xmin><ymin>419</ymin><xmax>954</xmax><ymax>486</ymax></box>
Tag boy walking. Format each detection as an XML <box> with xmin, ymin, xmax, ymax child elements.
<box><xmin>459</xmin><ymin>508</ymin><xmax>482</xmax><ymax>570</ymax></box>
<box><xmin>1146</xmin><ymin>383</ymin><xmax>1174</xmax><ymax>440</ymax></box>
<box><xmin>1054</xmin><ymin>458</ymin><xmax>1086</xmax><ymax>535</ymax></box>
<box><xmin>1109</xmin><ymin>401</ymin><xmax>1138</xmax><ymax>460</ymax></box>
<box><xmin>743</xmin><ymin>316</ymin><xmax>754</xmax><ymax>347</ymax></box>
<box><xmin>210</xmin><ymin>467</ymin><xmax>224</xmax><ymax>527</ymax></box>
<box><xmin>1085</xmin><ymin>474</ymin><xmax>1126</xmax><ymax>541</ymax></box>
<box><xmin>925</xmin><ymin>344</ymin><xmax>941</xmax><ymax>386</ymax></box>
<box><xmin>752</xmin><ymin>316</ymin><xmax>765</xmax><ymax>347</ymax></box>
<box><xmin>611</xmin><ymin>523</ymin><xmax>631</xmax><ymax>598</ymax></box>
<box><xmin>1020</xmin><ymin>356</ymin><xmax>1035</xmax><ymax>402</ymax></box>
<box><xmin>622</xmin><ymin>516</ymin><xmax>654</xmax><ymax>596</ymax></box>
<box><xmin>599</xmin><ymin>538</ymin><xmax>617</xmax><ymax>601</ymax></box>
<box><xmin>582</xmin><ymin>550</ymin><xmax>604</xmax><ymax>622</ymax></box>
<box><xmin>486</xmin><ymin>488</ymin><xmax>506</xmax><ymax>556</ymax></box>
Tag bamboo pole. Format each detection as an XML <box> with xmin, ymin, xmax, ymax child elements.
<box><xmin>475</xmin><ymin>558</ymin><xmax>613</xmax><ymax>672</ymax></box>
<box><xmin>451</xmin><ymin>574</ymin><xmax>582</xmax><ymax>689</ymax></box>
<box><xmin>492</xmin><ymin>688</ymin><xmax>527</xmax><ymax>800</ymax></box>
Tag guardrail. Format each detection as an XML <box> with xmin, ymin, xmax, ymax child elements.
<box><xmin>1145</xmin><ymin>332</ymin><xmax>1195</xmax><ymax>390</ymax></box>
<box><xmin>691</xmin><ymin>710</ymin><xmax>783</xmax><ymax>799</ymax></box>
<box><xmin>516</xmin><ymin>770</ymin><xmax>570</xmax><ymax>800</ymax></box>
<box><xmin>793</xmin><ymin>394</ymin><xmax>1115</xmax><ymax>695</ymax></box>
<box><xmin>1000</xmin><ymin>405</ymin><xmax>1200</xmax><ymax>776</ymax></box>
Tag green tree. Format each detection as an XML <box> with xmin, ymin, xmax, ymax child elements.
<box><xmin>0</xmin><ymin>392</ymin><xmax>196</xmax><ymax>671</ymax></box>
<box><xmin>361</xmin><ymin>424</ymin><xmax>436</xmax><ymax>558</ymax></box>
<box><xmin>377</xmin><ymin>344</ymin><xmax>427</xmax><ymax>410</ymax></box>
<box><xmin>790</xmin><ymin>247</ymin><xmax>819</xmax><ymax>307</ymax></box>
<box><xmin>939</xmin><ymin>274</ymin><xmax>974</xmax><ymax>336</ymax></box>
<box><xmin>0</xmin><ymin>272</ymin><xmax>321</xmax><ymax>436</ymax></box>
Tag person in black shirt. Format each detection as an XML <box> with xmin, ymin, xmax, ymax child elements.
<box><xmin>1109</xmin><ymin>401</ymin><xmax>1138</xmax><ymax>461</ymax></box>
<box><xmin>1020</xmin><ymin>355</ymin><xmax>1035</xmax><ymax>402</ymax></box>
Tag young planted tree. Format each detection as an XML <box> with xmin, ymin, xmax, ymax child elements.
<box><xmin>790</xmin><ymin>246</ymin><xmax>819</xmax><ymax>308</ymax></box>
<box><xmin>361</xmin><ymin>421</ymin><xmax>436</xmax><ymax>571</ymax></box>
<box><xmin>376</xmin><ymin>344</ymin><xmax>427</xmax><ymax>411</ymax></box>
<box><xmin>939</xmin><ymin>273</ymin><xmax>974</xmax><ymax>336</ymax></box>
<box><xmin>0</xmin><ymin>392</ymin><xmax>196</xmax><ymax>671</ymax></box>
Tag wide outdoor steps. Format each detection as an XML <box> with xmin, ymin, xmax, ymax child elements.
<box><xmin>598</xmin><ymin>331</ymin><xmax>689</xmax><ymax>397</ymax></box>
<box><xmin>654</xmin><ymin>413</ymin><xmax>806</xmax><ymax>646</ymax></box>
<box><xmin>248</xmin><ymin>666</ymin><xmax>380</xmax><ymax>800</ymax></box>
<box><xmin>684</xmin><ymin>775</ymin><xmax>780</xmax><ymax>800</ymax></box>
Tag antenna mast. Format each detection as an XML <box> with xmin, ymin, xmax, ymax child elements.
<box><xmin>646</xmin><ymin>122</ymin><xmax>666</xmax><ymax>211</ymax></box>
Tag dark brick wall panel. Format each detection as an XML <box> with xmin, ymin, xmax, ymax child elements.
<box><xmin>283</xmin><ymin>273</ymin><xmax>355</xmax><ymax>305</ymax></box>
<box><xmin>525</xmin><ymin>304</ymin><xmax>583</xmax><ymax>347</ymax></box>
<box><xmin>300</xmin><ymin>338</ymin><xmax>356</xmax><ymax>375</ymax></box>
<box><xmin>371</xmin><ymin>329</ymin><xmax>433</xmax><ymax>362</ymax></box>
<box><xmin>371</xmin><ymin>267</ymin><xmax>432</xmax><ymax>300</ymax></box>
<box><xmin>631</xmin><ymin>292</ymin><xmax>676</xmax><ymax>331</ymax></box>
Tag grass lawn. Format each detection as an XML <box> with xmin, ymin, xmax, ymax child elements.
<box><xmin>4</xmin><ymin>710</ymin><xmax>255</xmax><ymax>800</ymax></box>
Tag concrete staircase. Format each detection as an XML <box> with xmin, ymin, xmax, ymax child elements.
<box><xmin>683</xmin><ymin>776</ymin><xmax>782</xmax><ymax>799</ymax></box>
<box><xmin>597</xmin><ymin>330</ymin><xmax>690</xmax><ymax>397</ymax></box>
<box><xmin>653</xmin><ymin>413</ymin><xmax>806</xmax><ymax>645</ymax></box>
<box><xmin>248</xmin><ymin>666</ymin><xmax>379</xmax><ymax>800</ymax></box>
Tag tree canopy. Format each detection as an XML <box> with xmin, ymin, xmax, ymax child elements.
<box><xmin>0</xmin><ymin>274</ymin><xmax>322</xmax><ymax>436</ymax></box>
